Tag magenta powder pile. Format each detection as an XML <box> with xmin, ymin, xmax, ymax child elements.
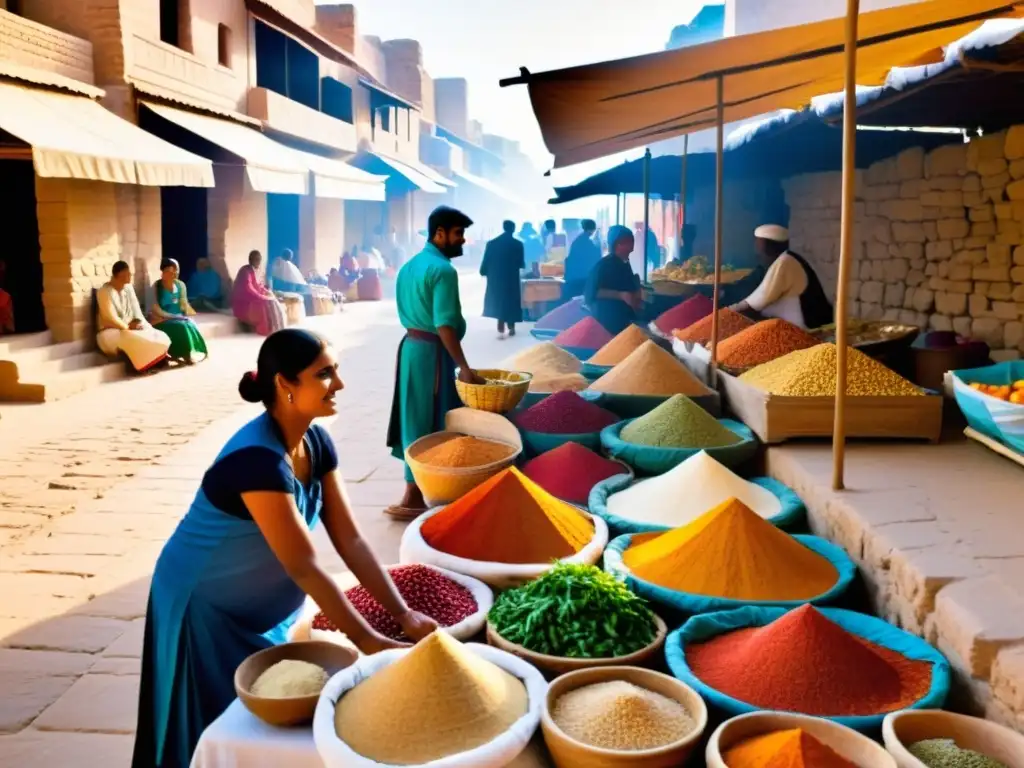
<box><xmin>654</xmin><ymin>294</ymin><xmax>715</xmax><ymax>335</ymax></box>
<box><xmin>513</xmin><ymin>391</ymin><xmax>620</xmax><ymax>434</ymax></box>
<box><xmin>535</xmin><ymin>297</ymin><xmax>587</xmax><ymax>331</ymax></box>
<box><xmin>522</xmin><ymin>443</ymin><xmax>628</xmax><ymax>504</ymax></box>
<box><xmin>554</xmin><ymin>317</ymin><xmax>614</xmax><ymax>350</ymax></box>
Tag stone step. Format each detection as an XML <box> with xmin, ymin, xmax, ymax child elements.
<box><xmin>1</xmin><ymin>338</ymin><xmax>91</xmax><ymax>370</ymax></box>
<box><xmin>0</xmin><ymin>331</ymin><xmax>52</xmax><ymax>358</ymax></box>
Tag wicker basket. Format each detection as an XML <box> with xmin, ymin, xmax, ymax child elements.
<box><xmin>455</xmin><ymin>369</ymin><xmax>533</xmax><ymax>414</ymax></box>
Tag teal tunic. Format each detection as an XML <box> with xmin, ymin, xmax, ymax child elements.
<box><xmin>154</xmin><ymin>280</ymin><xmax>209</xmax><ymax>361</ymax></box>
<box><xmin>387</xmin><ymin>243</ymin><xmax>466</xmax><ymax>482</ymax></box>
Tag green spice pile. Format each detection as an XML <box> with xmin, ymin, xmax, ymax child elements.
<box><xmin>551</xmin><ymin>680</ymin><xmax>696</xmax><ymax>751</ymax></box>
<box><xmin>620</xmin><ymin>394</ymin><xmax>741</xmax><ymax>448</ymax></box>
<box><xmin>909</xmin><ymin>739</ymin><xmax>1010</xmax><ymax>768</ymax></box>
<box><xmin>488</xmin><ymin>562</ymin><xmax>657</xmax><ymax>658</ymax></box>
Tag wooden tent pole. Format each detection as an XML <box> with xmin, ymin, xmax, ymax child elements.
<box><xmin>642</xmin><ymin>147</ymin><xmax>652</xmax><ymax>284</ymax></box>
<box><xmin>709</xmin><ymin>75</ymin><xmax>725</xmax><ymax>390</ymax></box>
<box><xmin>833</xmin><ymin>0</ymin><xmax>861</xmax><ymax>491</ymax></box>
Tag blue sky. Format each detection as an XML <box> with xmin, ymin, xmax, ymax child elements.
<box><xmin>326</xmin><ymin>0</ymin><xmax>704</xmax><ymax>186</ymax></box>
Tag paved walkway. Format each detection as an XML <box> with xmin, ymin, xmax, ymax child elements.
<box><xmin>0</xmin><ymin>273</ymin><xmax>532</xmax><ymax>766</ymax></box>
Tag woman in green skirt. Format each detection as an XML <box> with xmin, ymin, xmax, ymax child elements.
<box><xmin>151</xmin><ymin>258</ymin><xmax>208</xmax><ymax>365</ymax></box>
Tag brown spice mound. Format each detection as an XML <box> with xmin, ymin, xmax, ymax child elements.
<box><xmin>589</xmin><ymin>341</ymin><xmax>709</xmax><ymax>397</ymax></box>
<box><xmin>716</xmin><ymin>319</ymin><xmax>821</xmax><ymax>369</ymax></box>
<box><xmin>416</xmin><ymin>435</ymin><xmax>515</xmax><ymax>468</ymax></box>
<box><xmin>672</xmin><ymin>309</ymin><xmax>754</xmax><ymax>345</ymax></box>
<box><xmin>589</xmin><ymin>325</ymin><xmax>650</xmax><ymax>366</ymax></box>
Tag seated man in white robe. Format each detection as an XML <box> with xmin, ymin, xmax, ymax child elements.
<box><xmin>96</xmin><ymin>260</ymin><xmax>171</xmax><ymax>372</ymax></box>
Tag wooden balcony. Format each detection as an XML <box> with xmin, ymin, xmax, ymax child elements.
<box><xmin>248</xmin><ymin>86</ymin><xmax>357</xmax><ymax>153</ymax></box>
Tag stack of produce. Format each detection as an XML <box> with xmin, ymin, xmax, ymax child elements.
<box><xmin>551</xmin><ymin>680</ymin><xmax>697</xmax><ymax>751</ymax></box>
<box><xmin>969</xmin><ymin>380</ymin><xmax>1024</xmax><ymax>404</ymax></box>
<box><xmin>686</xmin><ymin>605</ymin><xmax>934</xmax><ymax>716</ymax></box>
<box><xmin>739</xmin><ymin>343</ymin><xmax>924</xmax><ymax>397</ymax></box>
<box><xmin>252</xmin><ymin>660</ymin><xmax>328</xmax><ymax>698</ymax></box>
<box><xmin>311</xmin><ymin>565</ymin><xmax>478</xmax><ymax>641</ymax></box>
<box><xmin>534</xmin><ymin>297</ymin><xmax>587</xmax><ymax>332</ymax></box>
<box><xmin>333</xmin><ymin>632</ymin><xmax>528</xmax><ymax>764</ymax></box>
<box><xmin>500</xmin><ymin>342</ymin><xmax>587</xmax><ymax>393</ymax></box>
<box><xmin>671</xmin><ymin>308</ymin><xmax>754</xmax><ymax>345</ymax></box>
<box><xmin>606</xmin><ymin>450</ymin><xmax>781</xmax><ymax>526</ymax></box>
<box><xmin>512</xmin><ymin>391</ymin><xmax>618</xmax><ymax>434</ymax></box>
<box><xmin>621</xmin><ymin>498</ymin><xmax>838</xmax><ymax>601</ymax></box>
<box><xmin>420</xmin><ymin>467</ymin><xmax>594</xmax><ymax>564</ymax></box>
<box><xmin>521</xmin><ymin>443</ymin><xmax>628</xmax><ymax>505</ymax></box>
<box><xmin>724</xmin><ymin>729</ymin><xmax>856</xmax><ymax>767</ymax></box>
<box><xmin>909</xmin><ymin>739</ymin><xmax>1009</xmax><ymax>768</ymax></box>
<box><xmin>716</xmin><ymin>318</ymin><xmax>821</xmax><ymax>370</ymax></box>
<box><xmin>620</xmin><ymin>395</ymin><xmax>739</xmax><ymax>448</ymax></box>
<box><xmin>589</xmin><ymin>341</ymin><xmax>710</xmax><ymax>397</ymax></box>
<box><xmin>416</xmin><ymin>435</ymin><xmax>516</xmax><ymax>468</ymax></box>
<box><xmin>488</xmin><ymin>562</ymin><xmax>656</xmax><ymax>658</ymax></box>
<box><xmin>554</xmin><ymin>317</ymin><xmax>614</xmax><ymax>351</ymax></box>
<box><xmin>652</xmin><ymin>294</ymin><xmax>714</xmax><ymax>335</ymax></box>
<box><xmin>587</xmin><ymin>325</ymin><xmax>650</xmax><ymax>367</ymax></box>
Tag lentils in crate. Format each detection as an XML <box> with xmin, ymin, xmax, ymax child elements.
<box><xmin>312</xmin><ymin>565</ymin><xmax>477</xmax><ymax>640</ymax></box>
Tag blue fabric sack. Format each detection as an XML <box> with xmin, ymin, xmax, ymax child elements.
<box><xmin>581</xmin><ymin>362</ymin><xmax>613</xmax><ymax>381</ymax></box>
<box><xmin>600</xmin><ymin>418</ymin><xmax>758</xmax><ymax>475</ymax></box>
<box><xmin>951</xmin><ymin>361</ymin><xmax>1024</xmax><ymax>454</ymax></box>
<box><xmin>529</xmin><ymin>328</ymin><xmax>560</xmax><ymax>340</ymax></box>
<box><xmin>556</xmin><ymin>344</ymin><xmax>596</xmax><ymax>362</ymax></box>
<box><xmin>604</xmin><ymin>533</ymin><xmax>856</xmax><ymax>614</ymax></box>
<box><xmin>583</xmin><ymin>391</ymin><xmax>722</xmax><ymax>420</ymax></box>
<box><xmin>664</xmin><ymin>605</ymin><xmax>951</xmax><ymax>732</ymax></box>
<box><xmin>518</xmin><ymin>429</ymin><xmax>602</xmax><ymax>457</ymax></box>
<box><xmin>588</xmin><ymin>474</ymin><xmax>805</xmax><ymax>535</ymax></box>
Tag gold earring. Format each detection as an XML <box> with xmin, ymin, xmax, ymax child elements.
<box><xmin>287</xmin><ymin>393</ymin><xmax>294</xmax><ymax>404</ymax></box>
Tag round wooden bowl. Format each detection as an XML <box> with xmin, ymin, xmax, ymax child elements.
<box><xmin>234</xmin><ymin>641</ymin><xmax>358</xmax><ymax>727</ymax></box>
<box><xmin>541</xmin><ymin>666</ymin><xmax>707</xmax><ymax>768</ymax></box>
<box><xmin>883</xmin><ymin>709</ymin><xmax>1024</xmax><ymax>768</ymax></box>
<box><xmin>706</xmin><ymin>711</ymin><xmax>897</xmax><ymax>768</ymax></box>
<box><xmin>485</xmin><ymin>614</ymin><xmax>667</xmax><ymax>677</ymax></box>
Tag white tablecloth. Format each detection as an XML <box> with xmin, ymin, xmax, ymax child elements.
<box><xmin>191</xmin><ymin>700</ymin><xmax>555</xmax><ymax>768</ymax></box>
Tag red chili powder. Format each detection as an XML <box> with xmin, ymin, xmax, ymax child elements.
<box><xmin>522</xmin><ymin>443</ymin><xmax>628</xmax><ymax>504</ymax></box>
<box><xmin>554</xmin><ymin>317</ymin><xmax>614</xmax><ymax>350</ymax></box>
<box><xmin>513</xmin><ymin>391</ymin><xmax>619</xmax><ymax>434</ymax></box>
<box><xmin>311</xmin><ymin>565</ymin><xmax>478</xmax><ymax>641</ymax></box>
<box><xmin>535</xmin><ymin>297</ymin><xmax>587</xmax><ymax>331</ymax></box>
<box><xmin>654</xmin><ymin>294</ymin><xmax>714</xmax><ymax>335</ymax></box>
<box><xmin>686</xmin><ymin>605</ymin><xmax>933</xmax><ymax>716</ymax></box>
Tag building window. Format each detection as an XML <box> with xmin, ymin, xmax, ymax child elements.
<box><xmin>379</xmin><ymin>107</ymin><xmax>392</xmax><ymax>134</ymax></box>
<box><xmin>218</xmin><ymin>24</ymin><xmax>231</xmax><ymax>67</ymax></box>
<box><xmin>321</xmin><ymin>78</ymin><xmax>354</xmax><ymax>124</ymax></box>
<box><xmin>254</xmin><ymin>21</ymin><xmax>319</xmax><ymax>110</ymax></box>
<box><xmin>159</xmin><ymin>0</ymin><xmax>182</xmax><ymax>48</ymax></box>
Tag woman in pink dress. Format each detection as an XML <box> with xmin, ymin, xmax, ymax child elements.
<box><xmin>232</xmin><ymin>250</ymin><xmax>286</xmax><ymax>336</ymax></box>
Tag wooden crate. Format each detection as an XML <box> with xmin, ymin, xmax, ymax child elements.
<box><xmin>718</xmin><ymin>371</ymin><xmax>944</xmax><ymax>444</ymax></box>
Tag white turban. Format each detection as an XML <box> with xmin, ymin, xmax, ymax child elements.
<box><xmin>754</xmin><ymin>224</ymin><xmax>789</xmax><ymax>242</ymax></box>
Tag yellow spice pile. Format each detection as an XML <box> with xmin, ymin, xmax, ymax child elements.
<box><xmin>335</xmin><ymin>632</ymin><xmax>528</xmax><ymax>764</ymax></box>
<box><xmin>739</xmin><ymin>343</ymin><xmax>923</xmax><ymax>397</ymax></box>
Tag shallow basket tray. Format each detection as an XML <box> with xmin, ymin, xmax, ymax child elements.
<box><xmin>405</xmin><ymin>430</ymin><xmax>520</xmax><ymax>507</ymax></box>
<box><xmin>588</xmin><ymin>473</ymin><xmax>805</xmax><ymax>535</ymax></box>
<box><xmin>398</xmin><ymin>505</ymin><xmax>609</xmax><ymax>590</ymax></box>
<box><xmin>707</xmin><ymin>712</ymin><xmax>896</xmax><ymax>768</ymax></box>
<box><xmin>529</xmin><ymin>328</ymin><xmax>561</xmax><ymax>340</ymax></box>
<box><xmin>600</xmin><ymin>418</ymin><xmax>758</xmax><ymax>476</ymax></box>
<box><xmin>313</xmin><ymin>643</ymin><xmax>547</xmax><ymax>768</ymax></box>
<box><xmin>665</xmin><ymin>605</ymin><xmax>951</xmax><ymax>732</ymax></box>
<box><xmin>485</xmin><ymin>614</ymin><xmax>668</xmax><ymax>678</ymax></box>
<box><xmin>455</xmin><ymin>368</ymin><xmax>532</xmax><ymax>414</ymax></box>
<box><xmin>604</xmin><ymin>532</ymin><xmax>857</xmax><ymax>616</ymax></box>
<box><xmin>882</xmin><ymin>709</ymin><xmax>1024</xmax><ymax>768</ymax></box>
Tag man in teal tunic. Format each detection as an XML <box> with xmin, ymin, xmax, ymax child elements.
<box><xmin>386</xmin><ymin>206</ymin><xmax>483</xmax><ymax>518</ymax></box>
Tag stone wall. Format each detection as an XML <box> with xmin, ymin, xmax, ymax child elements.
<box><xmin>207</xmin><ymin>164</ymin><xmax>268</xmax><ymax>291</ymax></box>
<box><xmin>0</xmin><ymin>7</ymin><xmax>95</xmax><ymax>83</ymax></box>
<box><xmin>784</xmin><ymin>131</ymin><xmax>1024</xmax><ymax>359</ymax></box>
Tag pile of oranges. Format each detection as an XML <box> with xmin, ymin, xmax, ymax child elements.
<box><xmin>969</xmin><ymin>380</ymin><xmax>1024</xmax><ymax>404</ymax></box>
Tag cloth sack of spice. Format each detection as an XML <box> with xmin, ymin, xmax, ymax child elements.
<box><xmin>313</xmin><ymin>641</ymin><xmax>547</xmax><ymax>768</ymax></box>
<box><xmin>289</xmin><ymin>565</ymin><xmax>494</xmax><ymax>645</ymax></box>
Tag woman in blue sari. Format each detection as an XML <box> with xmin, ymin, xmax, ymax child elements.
<box><xmin>584</xmin><ymin>225</ymin><xmax>642</xmax><ymax>335</ymax></box>
<box><xmin>132</xmin><ymin>329</ymin><xmax>438</xmax><ymax>768</ymax></box>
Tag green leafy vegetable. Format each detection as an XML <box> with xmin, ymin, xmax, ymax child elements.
<box><xmin>488</xmin><ymin>563</ymin><xmax>657</xmax><ymax>658</ymax></box>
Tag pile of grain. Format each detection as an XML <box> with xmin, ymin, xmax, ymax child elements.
<box><xmin>251</xmin><ymin>660</ymin><xmax>328</xmax><ymax>698</ymax></box>
<box><xmin>502</xmin><ymin>343</ymin><xmax>582</xmax><ymax>377</ymax></box>
<box><xmin>416</xmin><ymin>436</ymin><xmax>516</xmax><ymax>468</ymax></box>
<box><xmin>739</xmin><ymin>343</ymin><xmax>924</xmax><ymax>397</ymax></box>
<box><xmin>716</xmin><ymin>319</ymin><xmax>821</xmax><ymax>369</ymax></box>
<box><xmin>589</xmin><ymin>341</ymin><xmax>710</xmax><ymax>397</ymax></box>
<box><xmin>529</xmin><ymin>373</ymin><xmax>590</xmax><ymax>394</ymax></box>
<box><xmin>588</xmin><ymin>325</ymin><xmax>650</xmax><ymax>366</ymax></box>
<box><xmin>620</xmin><ymin>395</ymin><xmax>739</xmax><ymax>449</ymax></box>
<box><xmin>671</xmin><ymin>309</ymin><xmax>754</xmax><ymax>345</ymax></box>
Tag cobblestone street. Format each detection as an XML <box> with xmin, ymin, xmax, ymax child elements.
<box><xmin>0</xmin><ymin>273</ymin><xmax>531</xmax><ymax>766</ymax></box>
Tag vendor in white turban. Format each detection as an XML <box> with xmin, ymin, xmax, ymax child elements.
<box><xmin>728</xmin><ymin>224</ymin><xmax>833</xmax><ymax>329</ymax></box>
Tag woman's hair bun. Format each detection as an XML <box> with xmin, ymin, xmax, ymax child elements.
<box><xmin>238</xmin><ymin>371</ymin><xmax>262</xmax><ymax>403</ymax></box>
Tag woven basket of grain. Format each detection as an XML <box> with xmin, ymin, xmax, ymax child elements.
<box><xmin>455</xmin><ymin>369</ymin><xmax>532</xmax><ymax>414</ymax></box>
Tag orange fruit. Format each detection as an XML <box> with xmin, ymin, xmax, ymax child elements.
<box><xmin>1012</xmin><ymin>379</ymin><xmax>1024</xmax><ymax>390</ymax></box>
<box><xmin>970</xmin><ymin>382</ymin><xmax>984</xmax><ymax>391</ymax></box>
<box><xmin>1010</xmin><ymin>391</ymin><xmax>1024</xmax><ymax>405</ymax></box>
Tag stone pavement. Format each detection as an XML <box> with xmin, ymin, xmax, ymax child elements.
<box><xmin>0</xmin><ymin>272</ymin><xmax>533</xmax><ymax>766</ymax></box>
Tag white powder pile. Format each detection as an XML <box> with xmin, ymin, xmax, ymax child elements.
<box><xmin>606</xmin><ymin>450</ymin><xmax>782</xmax><ymax>526</ymax></box>
<box><xmin>251</xmin><ymin>659</ymin><xmax>328</xmax><ymax>698</ymax></box>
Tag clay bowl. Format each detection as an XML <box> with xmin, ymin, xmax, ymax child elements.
<box><xmin>235</xmin><ymin>641</ymin><xmax>358</xmax><ymax>727</ymax></box>
<box><xmin>486</xmin><ymin>614</ymin><xmax>667</xmax><ymax>678</ymax></box>
<box><xmin>883</xmin><ymin>709</ymin><xmax>1024</xmax><ymax>768</ymax></box>
<box><xmin>541</xmin><ymin>666</ymin><xmax>707</xmax><ymax>768</ymax></box>
<box><xmin>706</xmin><ymin>711</ymin><xmax>897</xmax><ymax>768</ymax></box>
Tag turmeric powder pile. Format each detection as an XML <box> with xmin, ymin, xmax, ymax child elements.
<box><xmin>723</xmin><ymin>728</ymin><xmax>858</xmax><ymax>768</ymax></box>
<box><xmin>622</xmin><ymin>498</ymin><xmax>838</xmax><ymax>601</ymax></box>
<box><xmin>416</xmin><ymin>435</ymin><xmax>516</xmax><ymax>468</ymax></box>
<box><xmin>421</xmin><ymin>467</ymin><xmax>594</xmax><ymax>564</ymax></box>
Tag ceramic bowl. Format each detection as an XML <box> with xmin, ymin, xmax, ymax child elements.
<box><xmin>883</xmin><ymin>709</ymin><xmax>1024</xmax><ymax>768</ymax></box>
